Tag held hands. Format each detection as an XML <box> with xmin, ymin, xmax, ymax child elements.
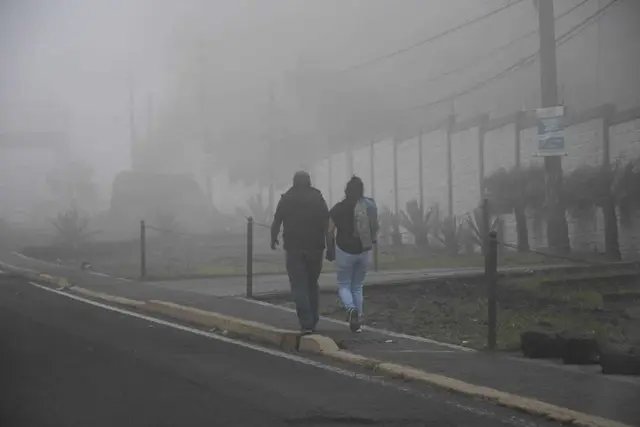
<box><xmin>270</xmin><ymin>239</ymin><xmax>279</xmax><ymax>250</ymax></box>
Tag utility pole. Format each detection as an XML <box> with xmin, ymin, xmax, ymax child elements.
<box><xmin>537</xmin><ymin>0</ymin><xmax>570</xmax><ymax>253</ymax></box>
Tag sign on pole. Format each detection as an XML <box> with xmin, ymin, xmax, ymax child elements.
<box><xmin>535</xmin><ymin>106</ymin><xmax>566</xmax><ymax>157</ymax></box>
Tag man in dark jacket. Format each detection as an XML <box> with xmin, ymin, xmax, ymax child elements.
<box><xmin>271</xmin><ymin>171</ymin><xmax>329</xmax><ymax>334</ymax></box>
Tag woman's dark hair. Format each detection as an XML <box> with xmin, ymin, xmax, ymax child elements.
<box><xmin>344</xmin><ymin>175</ymin><xmax>364</xmax><ymax>201</ymax></box>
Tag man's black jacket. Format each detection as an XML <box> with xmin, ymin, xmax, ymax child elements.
<box><xmin>271</xmin><ymin>185</ymin><xmax>329</xmax><ymax>252</ymax></box>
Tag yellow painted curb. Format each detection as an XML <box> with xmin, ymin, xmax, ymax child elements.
<box><xmin>299</xmin><ymin>335</ymin><xmax>339</xmax><ymax>353</ymax></box>
<box><xmin>323</xmin><ymin>350</ymin><xmax>381</xmax><ymax>370</ymax></box>
<box><xmin>72</xmin><ymin>287</ymin><xmax>146</xmax><ymax>309</ymax></box>
<box><xmin>145</xmin><ymin>300</ymin><xmax>300</xmax><ymax>350</ymax></box>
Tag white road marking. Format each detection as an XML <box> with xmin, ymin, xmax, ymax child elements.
<box><xmin>12</xmin><ymin>251</ymin><xmax>62</xmax><ymax>268</ymax></box>
<box><xmin>238</xmin><ymin>297</ymin><xmax>475</xmax><ymax>352</ymax></box>
<box><xmin>0</xmin><ymin>262</ymin><xmax>38</xmax><ymax>275</ymax></box>
<box><xmin>27</xmin><ymin>281</ymin><xmax>539</xmax><ymax>427</ymax></box>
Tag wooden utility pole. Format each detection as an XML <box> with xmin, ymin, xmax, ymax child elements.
<box><xmin>537</xmin><ymin>0</ymin><xmax>570</xmax><ymax>253</ymax></box>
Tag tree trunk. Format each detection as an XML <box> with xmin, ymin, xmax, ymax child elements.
<box><xmin>514</xmin><ymin>204</ymin><xmax>530</xmax><ymax>252</ymax></box>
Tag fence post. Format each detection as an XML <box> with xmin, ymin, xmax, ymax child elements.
<box><xmin>140</xmin><ymin>220</ymin><xmax>146</xmax><ymax>280</ymax></box>
<box><xmin>246</xmin><ymin>216</ymin><xmax>254</xmax><ymax>298</ymax></box>
<box><xmin>486</xmin><ymin>230</ymin><xmax>498</xmax><ymax>350</ymax></box>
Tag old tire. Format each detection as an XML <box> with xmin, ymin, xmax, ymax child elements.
<box><xmin>600</xmin><ymin>343</ymin><xmax>640</xmax><ymax>375</ymax></box>
<box><xmin>521</xmin><ymin>331</ymin><xmax>562</xmax><ymax>359</ymax></box>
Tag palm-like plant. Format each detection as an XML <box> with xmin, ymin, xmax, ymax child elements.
<box><xmin>400</xmin><ymin>199</ymin><xmax>434</xmax><ymax>249</ymax></box>
<box><xmin>563</xmin><ymin>165</ymin><xmax>609</xmax><ymax>218</ymax></box>
<box><xmin>483</xmin><ymin>166</ymin><xmax>545</xmax><ymax>252</ymax></box>
<box><xmin>465</xmin><ymin>206</ymin><xmax>503</xmax><ymax>255</ymax></box>
<box><xmin>434</xmin><ymin>216</ymin><xmax>464</xmax><ymax>256</ymax></box>
<box><xmin>611</xmin><ymin>159</ymin><xmax>640</xmax><ymax>226</ymax></box>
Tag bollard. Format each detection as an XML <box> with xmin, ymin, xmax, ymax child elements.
<box><xmin>246</xmin><ymin>217</ymin><xmax>254</xmax><ymax>298</ymax></box>
<box><xmin>373</xmin><ymin>242</ymin><xmax>379</xmax><ymax>272</ymax></box>
<box><xmin>485</xmin><ymin>230</ymin><xmax>498</xmax><ymax>350</ymax></box>
<box><xmin>140</xmin><ymin>220</ymin><xmax>147</xmax><ymax>280</ymax></box>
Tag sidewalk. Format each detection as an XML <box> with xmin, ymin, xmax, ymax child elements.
<box><xmin>2</xmin><ymin>252</ymin><xmax>639</xmax><ymax>426</ymax></box>
<box><xmin>8</xmin><ymin>250</ymin><xmax>632</xmax><ymax>299</ymax></box>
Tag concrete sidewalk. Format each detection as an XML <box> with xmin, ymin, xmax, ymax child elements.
<box><xmin>7</xmin><ymin>250</ymin><xmax>631</xmax><ymax>299</ymax></box>
<box><xmin>3</xmin><ymin>251</ymin><xmax>639</xmax><ymax>426</ymax></box>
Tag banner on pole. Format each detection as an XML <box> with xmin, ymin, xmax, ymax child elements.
<box><xmin>535</xmin><ymin>106</ymin><xmax>566</xmax><ymax>157</ymax></box>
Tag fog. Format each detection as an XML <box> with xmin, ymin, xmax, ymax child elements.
<box><xmin>1</xmin><ymin>0</ymin><xmax>638</xmax><ymax>238</ymax></box>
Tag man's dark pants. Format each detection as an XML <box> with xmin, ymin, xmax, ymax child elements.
<box><xmin>285</xmin><ymin>249</ymin><xmax>324</xmax><ymax>331</ymax></box>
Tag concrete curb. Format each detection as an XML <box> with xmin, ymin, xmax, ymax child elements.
<box><xmin>144</xmin><ymin>300</ymin><xmax>302</xmax><ymax>350</ymax></box>
<box><xmin>71</xmin><ymin>287</ymin><xmax>146</xmax><ymax>309</ymax></box>
<box><xmin>2</xmin><ymin>262</ymin><xmax>632</xmax><ymax>427</ymax></box>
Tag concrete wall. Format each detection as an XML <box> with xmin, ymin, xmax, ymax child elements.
<box><xmin>483</xmin><ymin>122</ymin><xmax>517</xmax><ymax>246</ymax></box>
<box><xmin>451</xmin><ymin>127</ymin><xmax>480</xmax><ymax>217</ymax></box>
<box><xmin>422</xmin><ymin>129</ymin><xmax>448</xmax><ymax>214</ymax></box>
<box><xmin>373</xmin><ymin>139</ymin><xmax>394</xmax><ymax>212</ymax></box>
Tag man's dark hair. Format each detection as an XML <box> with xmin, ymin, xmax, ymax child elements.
<box><xmin>292</xmin><ymin>171</ymin><xmax>311</xmax><ymax>188</ymax></box>
<box><xmin>344</xmin><ymin>175</ymin><xmax>364</xmax><ymax>201</ymax></box>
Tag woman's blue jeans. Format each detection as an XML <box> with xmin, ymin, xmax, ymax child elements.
<box><xmin>335</xmin><ymin>246</ymin><xmax>371</xmax><ymax>315</ymax></box>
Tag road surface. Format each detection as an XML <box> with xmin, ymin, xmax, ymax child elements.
<box><xmin>0</xmin><ymin>273</ymin><xmax>560</xmax><ymax>426</ymax></box>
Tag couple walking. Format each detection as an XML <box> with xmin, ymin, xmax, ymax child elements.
<box><xmin>270</xmin><ymin>171</ymin><xmax>378</xmax><ymax>334</ymax></box>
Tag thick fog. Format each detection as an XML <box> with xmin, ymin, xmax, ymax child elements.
<box><xmin>1</xmin><ymin>0</ymin><xmax>638</xmax><ymax>234</ymax></box>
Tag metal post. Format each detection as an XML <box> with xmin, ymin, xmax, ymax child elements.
<box><xmin>486</xmin><ymin>230</ymin><xmax>498</xmax><ymax>350</ymax></box>
<box><xmin>246</xmin><ymin>217</ymin><xmax>254</xmax><ymax>298</ymax></box>
<box><xmin>446</xmin><ymin>116</ymin><xmax>455</xmax><ymax>219</ymax></box>
<box><xmin>601</xmin><ymin>104</ymin><xmax>620</xmax><ymax>260</ymax></box>
<box><xmin>328</xmin><ymin>156</ymin><xmax>333</xmax><ymax>207</ymax></box>
<box><xmin>140</xmin><ymin>220</ymin><xmax>146</xmax><ymax>280</ymax></box>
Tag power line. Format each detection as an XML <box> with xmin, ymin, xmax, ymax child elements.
<box><xmin>406</xmin><ymin>0</ymin><xmax>620</xmax><ymax>113</ymax></box>
<box><xmin>338</xmin><ymin>0</ymin><xmax>528</xmax><ymax>73</ymax></box>
<box><xmin>418</xmin><ymin>0</ymin><xmax>590</xmax><ymax>87</ymax></box>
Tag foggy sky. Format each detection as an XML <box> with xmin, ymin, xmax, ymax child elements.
<box><xmin>1</xmin><ymin>0</ymin><xmax>638</xmax><ymax>200</ymax></box>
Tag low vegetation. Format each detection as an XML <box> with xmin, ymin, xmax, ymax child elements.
<box><xmin>268</xmin><ymin>270</ymin><xmax>640</xmax><ymax>351</ymax></box>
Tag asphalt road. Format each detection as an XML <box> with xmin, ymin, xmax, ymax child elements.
<box><xmin>0</xmin><ymin>273</ymin><xmax>560</xmax><ymax>427</ymax></box>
